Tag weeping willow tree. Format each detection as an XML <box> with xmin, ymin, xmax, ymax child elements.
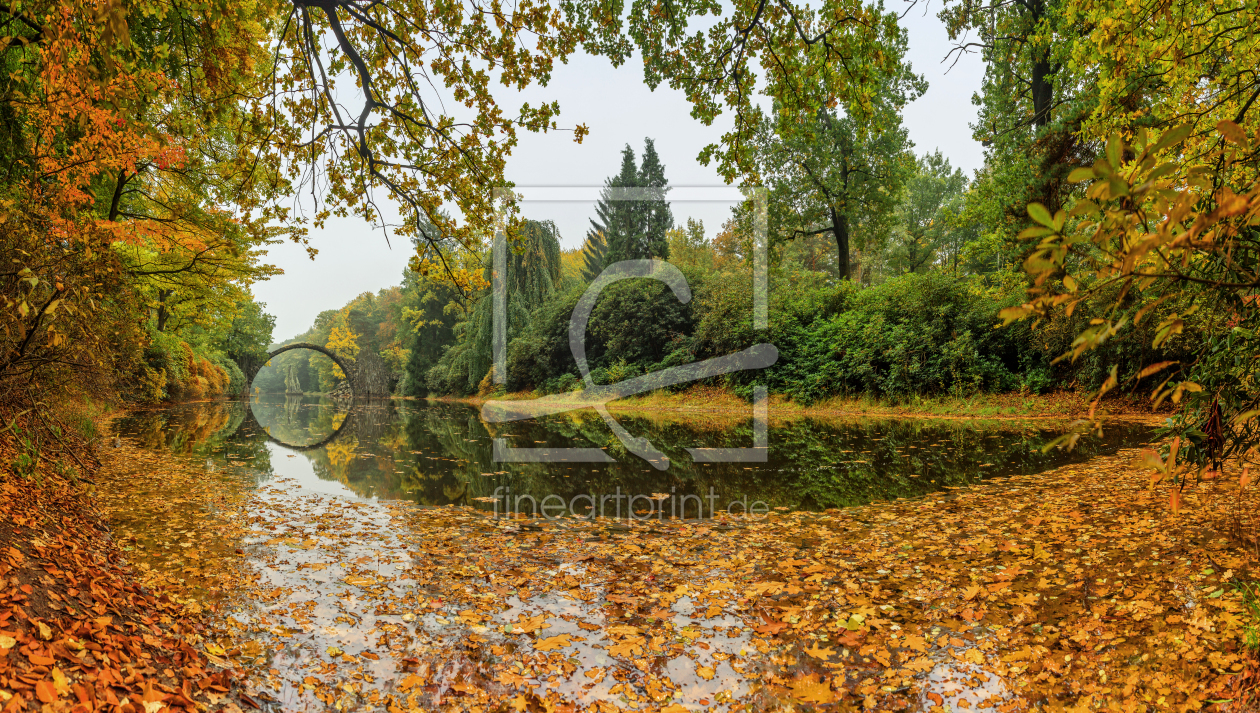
<box><xmin>428</xmin><ymin>220</ymin><xmax>563</xmax><ymax>394</ymax></box>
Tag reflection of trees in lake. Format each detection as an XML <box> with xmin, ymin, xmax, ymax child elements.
<box><xmin>114</xmin><ymin>402</ymin><xmax>274</xmax><ymax>481</ymax></box>
<box><xmin>118</xmin><ymin>399</ymin><xmax>1153</xmax><ymax>512</ymax></box>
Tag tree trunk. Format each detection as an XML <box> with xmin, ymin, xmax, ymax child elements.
<box><xmin>155</xmin><ymin>289</ymin><xmax>171</xmax><ymax>332</ymax></box>
<box><xmin>831</xmin><ymin>206</ymin><xmax>850</xmax><ymax>280</ymax></box>
<box><xmin>1028</xmin><ymin>0</ymin><xmax>1053</xmax><ymax>129</ymax></box>
<box><xmin>1031</xmin><ymin>59</ymin><xmax>1053</xmax><ymax>128</ymax></box>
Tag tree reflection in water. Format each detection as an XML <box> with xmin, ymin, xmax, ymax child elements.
<box><xmin>113</xmin><ymin>396</ymin><xmax>1154</xmax><ymax>515</ymax></box>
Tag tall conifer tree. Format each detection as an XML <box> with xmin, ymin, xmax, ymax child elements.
<box><xmin>590</xmin><ymin>141</ymin><xmax>673</xmax><ymax>268</ymax></box>
<box><xmin>635</xmin><ymin>139</ymin><xmax>673</xmax><ymax>261</ymax></box>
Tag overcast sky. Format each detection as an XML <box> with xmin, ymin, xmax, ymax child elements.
<box><xmin>253</xmin><ymin>3</ymin><xmax>987</xmax><ymax>341</ymax></box>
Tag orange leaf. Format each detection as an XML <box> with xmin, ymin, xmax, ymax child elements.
<box><xmin>533</xmin><ymin>634</ymin><xmax>572</xmax><ymax>652</ymax></box>
<box><xmin>1217</xmin><ymin>120</ymin><xmax>1249</xmax><ymax>147</ymax></box>
<box><xmin>803</xmin><ymin>643</ymin><xmax>834</xmax><ymax>660</ymax></box>
<box><xmin>1169</xmin><ymin>488</ymin><xmax>1181</xmax><ymax>515</ymax></box>
<box><xmin>790</xmin><ymin>674</ymin><xmax>836</xmax><ymax>704</ymax></box>
<box><xmin>35</xmin><ymin>680</ymin><xmax>57</xmax><ymax>703</ymax></box>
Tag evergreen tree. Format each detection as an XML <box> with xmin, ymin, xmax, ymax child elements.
<box><xmin>635</xmin><ymin>139</ymin><xmax>673</xmax><ymax>261</ymax></box>
<box><xmin>594</xmin><ymin>145</ymin><xmax>641</xmax><ymax>266</ymax></box>
<box><xmin>591</xmin><ymin>140</ymin><xmax>673</xmax><ymax>267</ymax></box>
<box><xmin>579</xmin><ymin>230</ymin><xmax>608</xmax><ymax>282</ymax></box>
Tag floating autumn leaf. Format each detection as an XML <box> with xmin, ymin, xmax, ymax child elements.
<box><xmin>505</xmin><ymin>614</ymin><xmax>549</xmax><ymax>634</ymax></box>
<box><xmin>790</xmin><ymin>674</ymin><xmax>836</xmax><ymax>704</ymax></box>
<box><xmin>961</xmin><ymin>648</ymin><xmax>985</xmax><ymax>664</ymax></box>
<box><xmin>495</xmin><ymin>669</ymin><xmax>531</xmax><ymax>687</ymax></box>
<box><xmin>804</xmin><ymin>642</ymin><xmax>835</xmax><ymax>659</ymax></box>
<box><xmin>609</xmin><ymin>638</ymin><xmax>646</xmax><ymax>656</ymax></box>
<box><xmin>750</xmin><ymin>581</ymin><xmax>785</xmax><ymax>596</ymax></box>
<box><xmin>840</xmin><ymin>614</ymin><xmax>865</xmax><ymax>631</ymax></box>
<box><xmin>533</xmin><ymin>634</ymin><xmax>572</xmax><ymax>651</ymax></box>
<box><xmin>696</xmin><ymin>665</ymin><xmax>716</xmax><ymax>680</ymax></box>
<box><xmin>755</xmin><ymin>620</ymin><xmax>788</xmax><ymax>635</ymax></box>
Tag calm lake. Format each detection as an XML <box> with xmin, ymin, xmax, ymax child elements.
<box><xmin>106</xmin><ymin>396</ymin><xmax>1158</xmax><ymax>711</ymax></box>
<box><xmin>116</xmin><ymin>395</ymin><xmax>1155</xmax><ymax>515</ymax></box>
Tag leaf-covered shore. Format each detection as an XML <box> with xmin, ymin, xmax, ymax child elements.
<box><xmin>0</xmin><ymin>432</ymin><xmax>250</xmax><ymax>713</ymax></box>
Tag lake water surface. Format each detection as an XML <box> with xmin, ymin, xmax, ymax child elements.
<box><xmin>106</xmin><ymin>397</ymin><xmax>1156</xmax><ymax>712</ymax></box>
<box><xmin>117</xmin><ymin>395</ymin><xmax>1154</xmax><ymax>516</ymax></box>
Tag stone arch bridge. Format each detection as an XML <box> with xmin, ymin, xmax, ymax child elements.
<box><xmin>237</xmin><ymin>342</ymin><xmax>392</xmax><ymax>399</ymax></box>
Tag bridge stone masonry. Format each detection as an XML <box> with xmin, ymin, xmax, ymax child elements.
<box><xmin>238</xmin><ymin>342</ymin><xmax>394</xmax><ymax>399</ymax></box>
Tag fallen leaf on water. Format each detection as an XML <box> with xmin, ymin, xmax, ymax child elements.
<box><xmin>790</xmin><ymin>675</ymin><xmax>836</xmax><ymax>704</ymax></box>
<box><xmin>804</xmin><ymin>642</ymin><xmax>835</xmax><ymax>659</ymax></box>
<box><xmin>534</xmin><ymin>634</ymin><xmax>572</xmax><ymax>651</ymax></box>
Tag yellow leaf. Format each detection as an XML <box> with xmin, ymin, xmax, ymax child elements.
<box><xmin>907</xmin><ymin>656</ymin><xmax>936</xmax><ymax>672</ymax></box>
<box><xmin>790</xmin><ymin>676</ymin><xmax>836</xmax><ymax>704</ymax></box>
<box><xmin>903</xmin><ymin>635</ymin><xmax>927</xmax><ymax>653</ymax></box>
<box><xmin>608</xmin><ymin>637</ymin><xmax>645</xmax><ymax>657</ymax></box>
<box><xmin>533</xmin><ymin>634</ymin><xmax>572</xmax><ymax>652</ymax></box>
<box><xmin>508</xmin><ymin>615</ymin><xmax>549</xmax><ymax>634</ymax></box>
<box><xmin>696</xmin><ymin>665</ymin><xmax>716</xmax><ymax>680</ymax></box>
<box><xmin>51</xmin><ymin>668</ymin><xmax>70</xmax><ymax>696</ymax></box>
<box><xmin>804</xmin><ymin>643</ymin><xmax>835</xmax><ymax>660</ymax></box>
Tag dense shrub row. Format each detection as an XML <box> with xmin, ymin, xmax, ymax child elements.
<box><xmin>420</xmin><ymin>267</ymin><xmax>1198</xmax><ymax>403</ymax></box>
